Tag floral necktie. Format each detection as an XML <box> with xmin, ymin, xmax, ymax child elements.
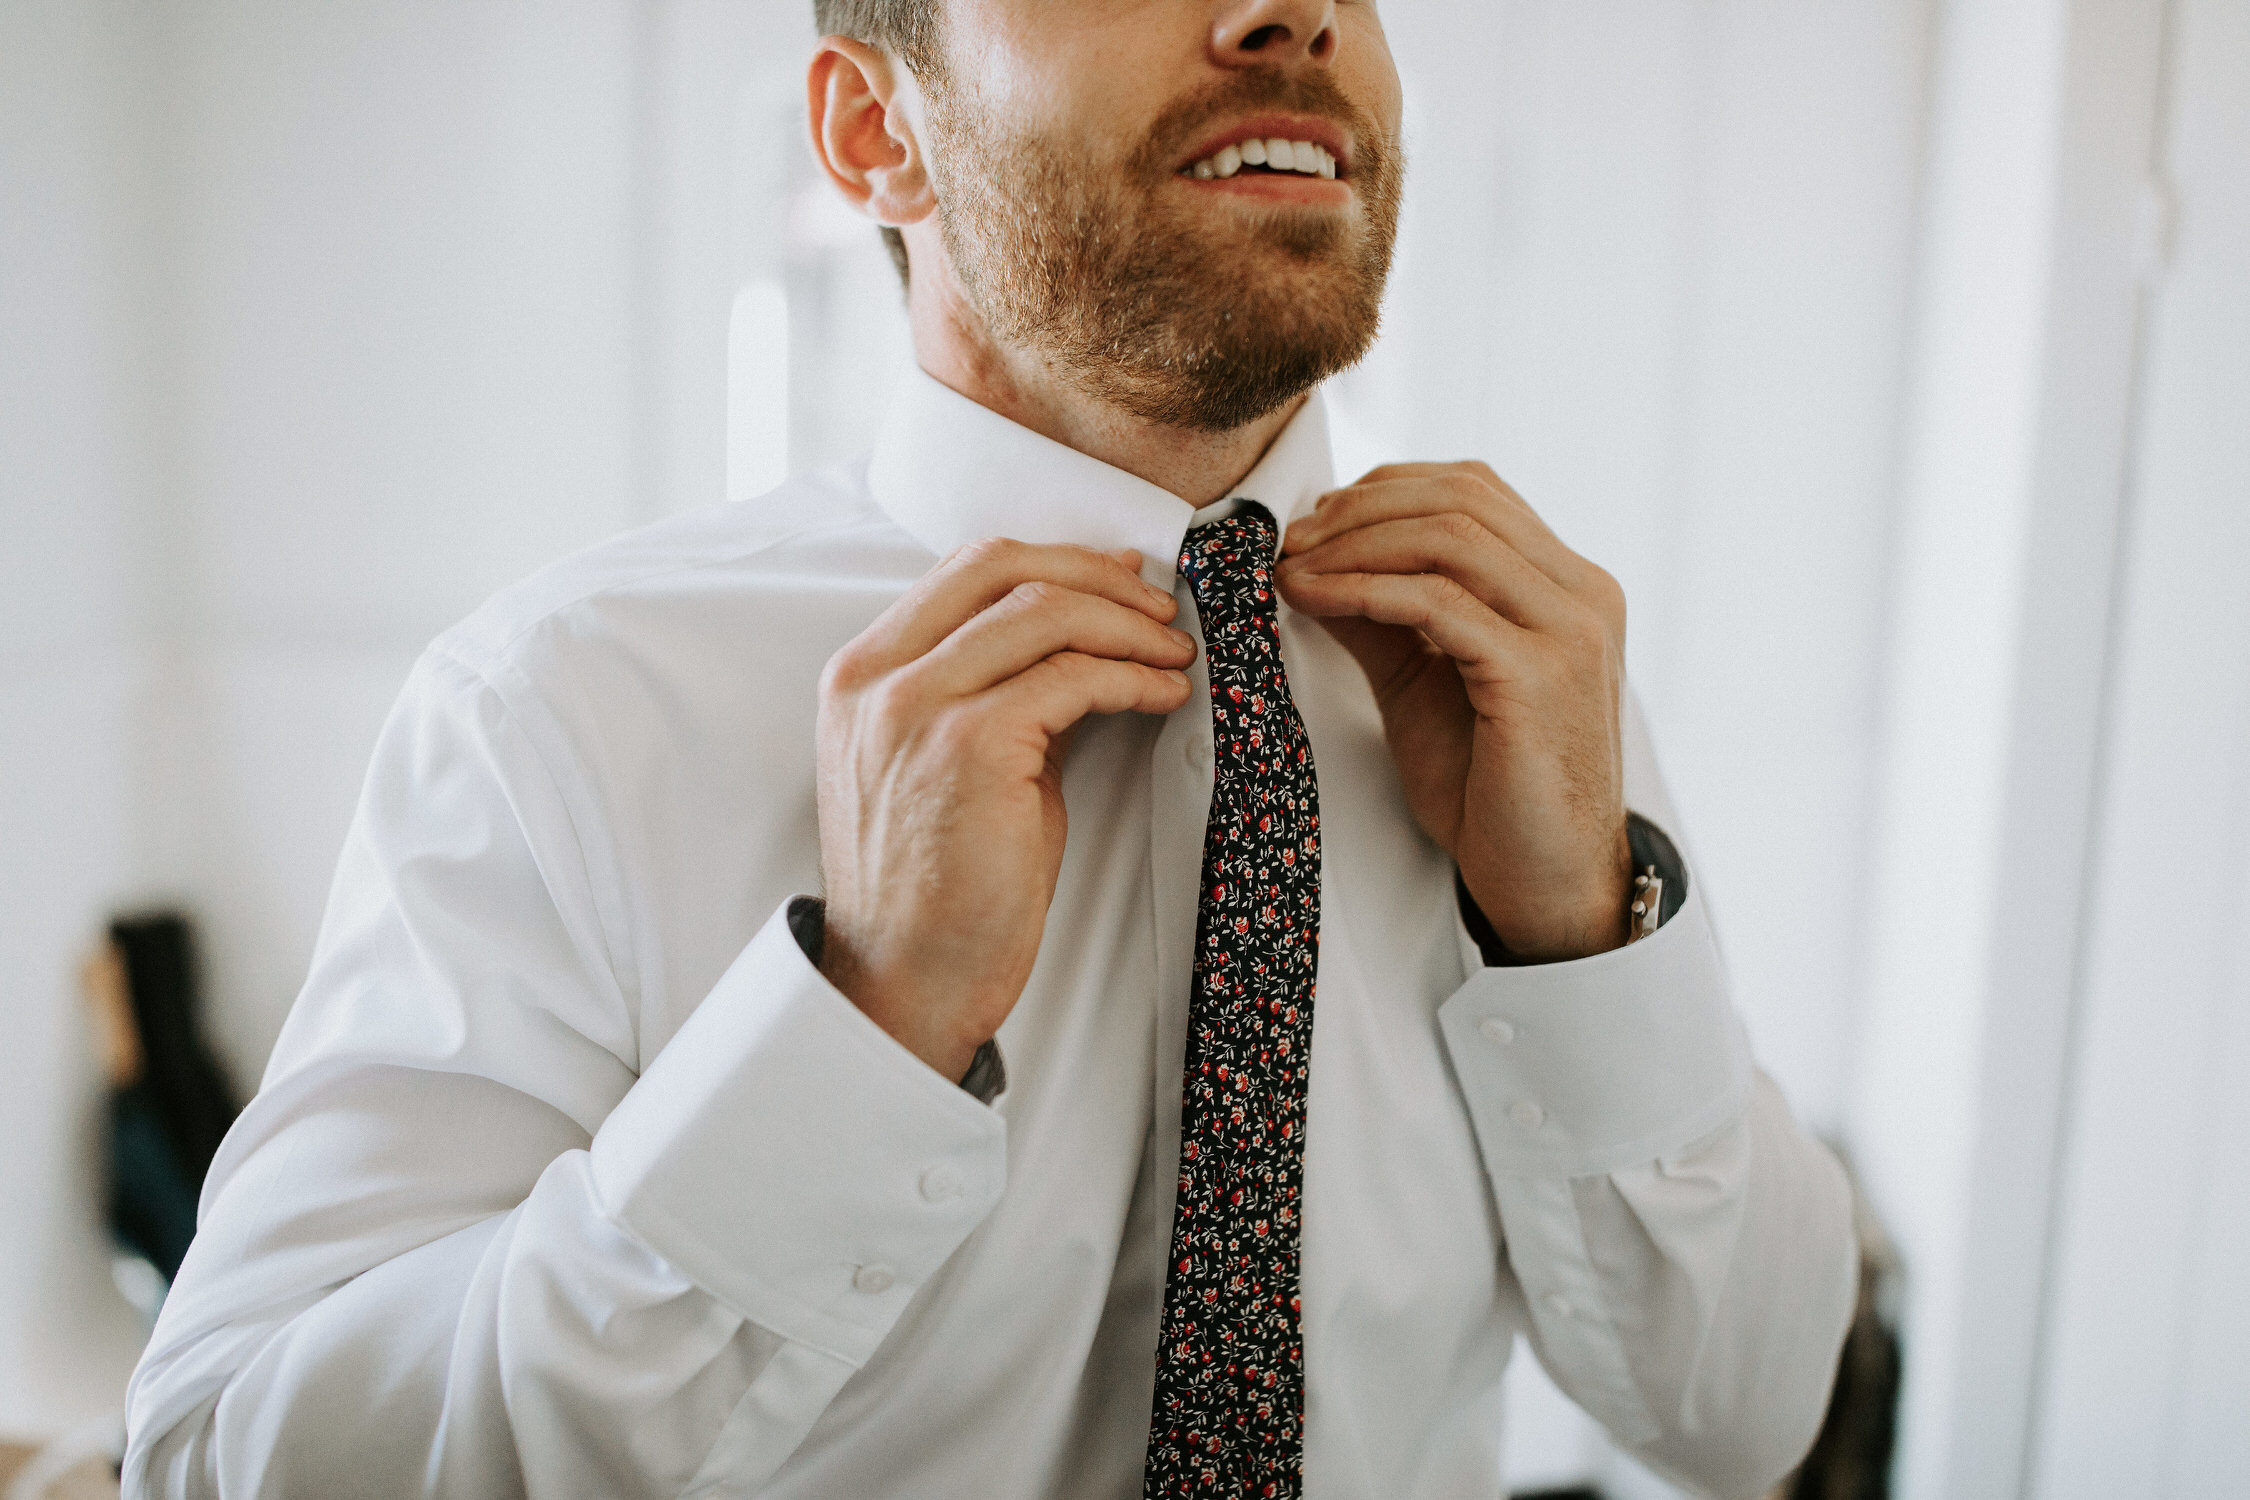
<box><xmin>1145</xmin><ymin>503</ymin><xmax>1322</xmax><ymax>1499</ymax></box>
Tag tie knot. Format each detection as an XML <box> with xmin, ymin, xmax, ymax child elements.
<box><xmin>1179</xmin><ymin>501</ymin><xmax>1278</xmax><ymax>606</ymax></box>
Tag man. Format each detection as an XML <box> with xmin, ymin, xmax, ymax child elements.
<box><xmin>125</xmin><ymin>1</ymin><xmax>1856</xmax><ymax>1495</ymax></box>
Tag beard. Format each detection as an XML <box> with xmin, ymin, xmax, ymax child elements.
<box><xmin>920</xmin><ymin>69</ymin><xmax>1404</xmax><ymax>433</ymax></box>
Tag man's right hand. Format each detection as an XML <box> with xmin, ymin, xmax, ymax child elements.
<box><xmin>814</xmin><ymin>538</ymin><xmax>1196</xmax><ymax>1083</ymax></box>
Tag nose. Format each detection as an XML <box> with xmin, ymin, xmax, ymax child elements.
<box><xmin>1211</xmin><ymin>0</ymin><xmax>1339</xmax><ymax>67</ymax></box>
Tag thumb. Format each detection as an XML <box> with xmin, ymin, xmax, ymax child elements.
<box><xmin>1046</xmin><ymin>721</ymin><xmax>1082</xmax><ymax>775</ymax></box>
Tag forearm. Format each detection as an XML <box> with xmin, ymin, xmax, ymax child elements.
<box><xmin>129</xmin><ymin>1153</ymin><xmax>788</xmax><ymax>1500</ymax></box>
<box><xmin>127</xmin><ymin>901</ymin><xmax>1007</xmax><ymax>1499</ymax></box>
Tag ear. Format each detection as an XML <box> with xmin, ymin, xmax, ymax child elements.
<box><xmin>807</xmin><ymin>38</ymin><xmax>937</xmax><ymax>232</ymax></box>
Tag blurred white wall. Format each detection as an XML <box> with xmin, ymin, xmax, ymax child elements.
<box><xmin>2027</xmin><ymin>0</ymin><xmax>2250</xmax><ymax>1489</ymax></box>
<box><xmin>2</xmin><ymin>0</ymin><xmax>2245</xmax><ymax>1492</ymax></box>
<box><xmin>0</xmin><ymin>0</ymin><xmax>161</xmax><ymax>1436</ymax></box>
<box><xmin>1846</xmin><ymin>0</ymin><xmax>2250</xmax><ymax>1495</ymax></box>
<box><xmin>4</xmin><ymin>0</ymin><xmax>663</xmax><ymax>1436</ymax></box>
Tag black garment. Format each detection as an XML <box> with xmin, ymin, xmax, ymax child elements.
<box><xmin>105</xmin><ymin>913</ymin><xmax>238</xmax><ymax>1281</ymax></box>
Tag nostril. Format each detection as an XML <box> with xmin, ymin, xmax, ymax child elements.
<box><xmin>1239</xmin><ymin>23</ymin><xmax>1287</xmax><ymax>51</ymax></box>
<box><xmin>1310</xmin><ymin>28</ymin><xmax>1336</xmax><ymax>60</ymax></box>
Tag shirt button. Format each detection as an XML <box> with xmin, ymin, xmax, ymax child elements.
<box><xmin>1509</xmin><ymin>1100</ymin><xmax>1546</xmax><ymax>1130</ymax></box>
<box><xmin>1546</xmin><ymin>1292</ymin><xmax>1575</xmax><ymax>1319</ymax></box>
<box><xmin>852</xmin><ymin>1265</ymin><xmax>895</xmax><ymax>1295</ymax></box>
<box><xmin>1184</xmin><ymin>738</ymin><xmax>1210</xmax><ymax>771</ymax></box>
<box><xmin>920</xmin><ymin>1164</ymin><xmax>964</xmax><ymax>1203</ymax></box>
<box><xmin>1478</xmin><ymin>1017</ymin><xmax>1517</xmax><ymax>1045</ymax></box>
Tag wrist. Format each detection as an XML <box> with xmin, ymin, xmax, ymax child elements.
<box><xmin>817</xmin><ymin>922</ymin><xmax>993</xmax><ymax>1084</ymax></box>
<box><xmin>1462</xmin><ymin>828</ymin><xmax>1634</xmax><ymax>963</ymax></box>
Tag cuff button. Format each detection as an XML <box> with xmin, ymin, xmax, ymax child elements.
<box><xmin>852</xmin><ymin>1265</ymin><xmax>896</xmax><ymax>1295</ymax></box>
<box><xmin>1478</xmin><ymin>1017</ymin><xmax>1517</xmax><ymax>1045</ymax></box>
<box><xmin>920</xmin><ymin>1164</ymin><xmax>965</xmax><ymax>1203</ymax></box>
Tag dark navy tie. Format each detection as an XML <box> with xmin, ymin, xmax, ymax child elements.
<box><xmin>1145</xmin><ymin>503</ymin><xmax>1322</xmax><ymax>1499</ymax></box>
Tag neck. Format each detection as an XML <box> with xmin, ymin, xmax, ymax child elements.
<box><xmin>905</xmin><ymin>252</ymin><xmax>1302</xmax><ymax>510</ymax></box>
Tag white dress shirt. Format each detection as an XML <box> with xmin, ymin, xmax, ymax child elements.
<box><xmin>124</xmin><ymin>372</ymin><xmax>1856</xmax><ymax>1500</ymax></box>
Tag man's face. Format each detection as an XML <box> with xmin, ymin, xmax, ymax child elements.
<box><xmin>917</xmin><ymin>1</ymin><xmax>1405</xmax><ymax>432</ymax></box>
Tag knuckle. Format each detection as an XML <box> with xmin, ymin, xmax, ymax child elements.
<box><xmin>1586</xmin><ymin>565</ymin><xmax>1628</xmax><ymax>628</ymax></box>
<box><xmin>1426</xmin><ymin>573</ymin><xmax>1477</xmax><ymax>614</ymax></box>
<box><xmin>1010</xmin><ymin>579</ymin><xmax>1065</xmax><ymax>611</ymax></box>
<box><xmin>1048</xmin><ymin>649</ymin><xmax>1099</xmax><ymax>682</ymax></box>
<box><xmin>1434</xmin><ymin>510</ymin><xmax>1485</xmax><ymax>546</ymax></box>
<box><xmin>1595</xmin><ymin>564</ymin><xmax>1628</xmax><ymax>610</ymax></box>
<box><xmin>865</xmin><ymin>671</ymin><xmax>925</xmax><ymax>726</ymax></box>
<box><xmin>953</xmin><ymin>536</ymin><xmax>1019</xmax><ymax>574</ymax></box>
<box><xmin>820</xmin><ymin>641</ymin><xmax>872</xmax><ymax>696</ymax></box>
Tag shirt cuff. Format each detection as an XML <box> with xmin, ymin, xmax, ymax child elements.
<box><xmin>1438</xmin><ymin>817</ymin><xmax>1752</xmax><ymax>1179</ymax></box>
<box><xmin>589</xmin><ymin>898</ymin><xmax>1009</xmax><ymax>1366</ymax></box>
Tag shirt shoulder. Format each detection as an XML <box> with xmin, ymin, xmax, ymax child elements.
<box><xmin>423</xmin><ymin>462</ymin><xmax>929</xmax><ymax>697</ymax></box>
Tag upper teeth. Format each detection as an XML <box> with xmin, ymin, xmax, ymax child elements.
<box><xmin>1187</xmin><ymin>138</ymin><xmax>1338</xmax><ymax>181</ymax></box>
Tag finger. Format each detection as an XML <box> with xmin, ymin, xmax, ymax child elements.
<box><xmin>1279</xmin><ymin>514</ymin><xmax>1583</xmax><ymax>634</ymax></box>
<box><xmin>852</xmin><ymin>539</ymin><xmax>1175</xmax><ymax>674</ymax></box>
<box><xmin>910</xmin><ymin>581</ymin><xmax>1197</xmax><ymax>700</ymax></box>
<box><xmin>1287</xmin><ymin>471</ymin><xmax>1593</xmax><ymax>597</ymax></box>
<box><xmin>1291</xmin><ymin>471</ymin><xmax>1580</xmax><ymax>585</ymax></box>
<box><xmin>1345</xmin><ymin>460</ymin><xmax>1520</xmax><ymax>487</ymax></box>
<box><xmin>1280</xmin><ymin>569</ymin><xmax>1531</xmax><ymax>674</ymax></box>
<box><xmin>1338</xmin><ymin>460</ymin><xmax>1541</xmax><ymax>523</ymax></box>
<box><xmin>980</xmin><ymin>651</ymin><xmax>1194</xmax><ymax>737</ymax></box>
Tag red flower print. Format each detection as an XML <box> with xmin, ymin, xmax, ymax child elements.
<box><xmin>1153</xmin><ymin>503</ymin><xmax>1317</xmax><ymax>1497</ymax></box>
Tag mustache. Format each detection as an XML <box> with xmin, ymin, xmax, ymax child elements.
<box><xmin>1130</xmin><ymin>70</ymin><xmax>1391</xmax><ymax>180</ymax></box>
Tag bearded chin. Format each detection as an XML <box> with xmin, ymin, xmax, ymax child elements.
<box><xmin>931</xmin><ymin>119</ymin><xmax>1401</xmax><ymax>434</ymax></box>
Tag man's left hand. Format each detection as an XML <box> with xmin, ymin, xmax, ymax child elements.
<box><xmin>1276</xmin><ymin>462</ymin><xmax>1633</xmax><ymax>962</ymax></box>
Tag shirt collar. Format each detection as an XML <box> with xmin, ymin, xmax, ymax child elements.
<box><xmin>866</xmin><ymin>366</ymin><xmax>1336</xmax><ymax>592</ymax></box>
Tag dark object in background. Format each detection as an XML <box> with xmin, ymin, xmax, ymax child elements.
<box><xmin>107</xmin><ymin>1087</ymin><xmax>202</xmax><ymax>1284</ymax></box>
<box><xmin>90</xmin><ymin>912</ymin><xmax>239</xmax><ymax>1282</ymax></box>
<box><xmin>1786</xmin><ymin>1165</ymin><xmax>1904</xmax><ymax>1500</ymax></box>
<box><xmin>1507</xmin><ymin>1147</ymin><xmax>1902</xmax><ymax>1500</ymax></box>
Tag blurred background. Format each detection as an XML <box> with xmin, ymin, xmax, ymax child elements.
<box><xmin>2</xmin><ymin>0</ymin><xmax>2244</xmax><ymax>1496</ymax></box>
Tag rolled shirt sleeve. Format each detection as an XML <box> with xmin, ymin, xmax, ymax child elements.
<box><xmin>1437</xmin><ymin>697</ymin><xmax>1858</xmax><ymax>1498</ymax></box>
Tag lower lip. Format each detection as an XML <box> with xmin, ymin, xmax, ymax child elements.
<box><xmin>1175</xmin><ymin>172</ymin><xmax>1353</xmax><ymax>206</ymax></box>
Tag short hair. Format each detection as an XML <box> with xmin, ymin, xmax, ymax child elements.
<box><xmin>814</xmin><ymin>0</ymin><xmax>940</xmax><ymax>286</ymax></box>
